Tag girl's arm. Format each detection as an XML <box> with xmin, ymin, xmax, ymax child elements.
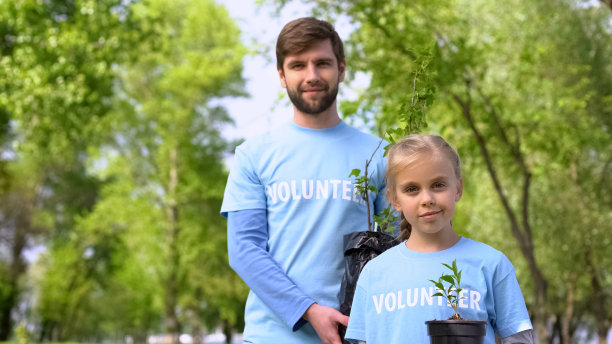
<box><xmin>501</xmin><ymin>329</ymin><xmax>536</xmax><ymax>344</ymax></box>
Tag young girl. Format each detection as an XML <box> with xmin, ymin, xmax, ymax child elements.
<box><xmin>345</xmin><ymin>135</ymin><xmax>535</xmax><ymax>344</ymax></box>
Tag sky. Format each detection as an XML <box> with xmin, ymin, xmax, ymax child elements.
<box><xmin>215</xmin><ymin>0</ymin><xmax>360</xmax><ymax>145</ymax></box>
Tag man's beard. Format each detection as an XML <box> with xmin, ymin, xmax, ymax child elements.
<box><xmin>286</xmin><ymin>81</ymin><xmax>339</xmax><ymax>115</ymax></box>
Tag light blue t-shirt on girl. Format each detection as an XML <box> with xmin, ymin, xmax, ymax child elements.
<box><xmin>345</xmin><ymin>237</ymin><xmax>533</xmax><ymax>344</ymax></box>
<box><xmin>221</xmin><ymin>121</ymin><xmax>389</xmax><ymax>343</ymax></box>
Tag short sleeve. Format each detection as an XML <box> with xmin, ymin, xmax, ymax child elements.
<box><xmin>492</xmin><ymin>257</ymin><xmax>533</xmax><ymax>338</ymax></box>
<box><xmin>220</xmin><ymin>144</ymin><xmax>267</xmax><ymax>216</ymax></box>
<box><xmin>345</xmin><ymin>279</ymin><xmax>368</xmax><ymax>342</ymax></box>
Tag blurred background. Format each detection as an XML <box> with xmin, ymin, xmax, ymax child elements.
<box><xmin>0</xmin><ymin>0</ymin><xmax>610</xmax><ymax>343</ymax></box>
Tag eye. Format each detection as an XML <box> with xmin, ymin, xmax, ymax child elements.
<box><xmin>433</xmin><ymin>182</ymin><xmax>446</xmax><ymax>189</ymax></box>
<box><xmin>403</xmin><ymin>185</ymin><xmax>418</xmax><ymax>194</ymax></box>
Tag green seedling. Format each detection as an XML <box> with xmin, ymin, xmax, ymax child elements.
<box><xmin>429</xmin><ymin>259</ymin><xmax>466</xmax><ymax>320</ymax></box>
<box><xmin>349</xmin><ymin>140</ymin><xmax>397</xmax><ymax>233</ymax></box>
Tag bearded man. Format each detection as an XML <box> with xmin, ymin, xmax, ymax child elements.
<box><xmin>221</xmin><ymin>17</ymin><xmax>390</xmax><ymax>344</ymax></box>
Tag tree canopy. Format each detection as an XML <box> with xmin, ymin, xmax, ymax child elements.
<box><xmin>1</xmin><ymin>0</ymin><xmax>247</xmax><ymax>341</ymax></box>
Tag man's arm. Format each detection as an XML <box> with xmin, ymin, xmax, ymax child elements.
<box><xmin>228</xmin><ymin>209</ymin><xmax>348</xmax><ymax>341</ymax></box>
<box><xmin>228</xmin><ymin>209</ymin><xmax>313</xmax><ymax>330</ymax></box>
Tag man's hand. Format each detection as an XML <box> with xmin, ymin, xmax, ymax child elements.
<box><xmin>303</xmin><ymin>303</ymin><xmax>349</xmax><ymax>344</ymax></box>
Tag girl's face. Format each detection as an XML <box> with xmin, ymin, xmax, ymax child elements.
<box><xmin>390</xmin><ymin>153</ymin><xmax>463</xmax><ymax>239</ymax></box>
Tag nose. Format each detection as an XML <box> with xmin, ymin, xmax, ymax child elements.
<box><xmin>421</xmin><ymin>190</ymin><xmax>435</xmax><ymax>206</ymax></box>
<box><xmin>305</xmin><ymin>62</ymin><xmax>320</xmax><ymax>83</ymax></box>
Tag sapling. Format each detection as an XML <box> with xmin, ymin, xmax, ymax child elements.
<box><xmin>430</xmin><ymin>259</ymin><xmax>466</xmax><ymax>320</ymax></box>
<box><xmin>349</xmin><ymin>140</ymin><xmax>398</xmax><ymax>233</ymax></box>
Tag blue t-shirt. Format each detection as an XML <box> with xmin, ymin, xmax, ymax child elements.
<box><xmin>221</xmin><ymin>120</ymin><xmax>389</xmax><ymax>343</ymax></box>
<box><xmin>345</xmin><ymin>237</ymin><xmax>533</xmax><ymax>344</ymax></box>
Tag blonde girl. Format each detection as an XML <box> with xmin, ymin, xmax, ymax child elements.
<box><xmin>345</xmin><ymin>135</ymin><xmax>535</xmax><ymax>344</ymax></box>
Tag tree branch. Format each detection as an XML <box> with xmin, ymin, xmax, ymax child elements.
<box><xmin>451</xmin><ymin>84</ymin><xmax>528</xmax><ymax>253</ymax></box>
<box><xmin>478</xmin><ymin>90</ymin><xmax>534</xmax><ymax>246</ymax></box>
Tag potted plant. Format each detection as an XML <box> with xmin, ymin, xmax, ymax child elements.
<box><xmin>337</xmin><ymin>140</ymin><xmax>400</xmax><ymax>343</ymax></box>
<box><xmin>426</xmin><ymin>260</ymin><xmax>486</xmax><ymax>344</ymax></box>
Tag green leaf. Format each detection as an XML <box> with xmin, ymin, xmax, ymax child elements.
<box><xmin>440</xmin><ymin>275</ymin><xmax>456</xmax><ymax>286</ymax></box>
<box><xmin>429</xmin><ymin>280</ymin><xmax>445</xmax><ymax>290</ymax></box>
<box><xmin>349</xmin><ymin>169</ymin><xmax>361</xmax><ymax>177</ymax></box>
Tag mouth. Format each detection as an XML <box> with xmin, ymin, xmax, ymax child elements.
<box><xmin>302</xmin><ymin>88</ymin><xmax>326</xmax><ymax>94</ymax></box>
<box><xmin>420</xmin><ymin>210</ymin><xmax>441</xmax><ymax>218</ymax></box>
<box><xmin>301</xmin><ymin>83</ymin><xmax>328</xmax><ymax>93</ymax></box>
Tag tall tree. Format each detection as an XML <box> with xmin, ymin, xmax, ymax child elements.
<box><xmin>0</xmin><ymin>0</ymin><xmax>137</xmax><ymax>339</ymax></box>
<box><xmin>83</xmin><ymin>0</ymin><xmax>248</xmax><ymax>339</ymax></box>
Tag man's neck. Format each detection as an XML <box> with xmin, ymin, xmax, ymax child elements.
<box><xmin>292</xmin><ymin>105</ymin><xmax>341</xmax><ymax>129</ymax></box>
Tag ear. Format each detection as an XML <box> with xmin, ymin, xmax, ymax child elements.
<box><xmin>455</xmin><ymin>178</ymin><xmax>463</xmax><ymax>202</ymax></box>
<box><xmin>338</xmin><ymin>60</ymin><xmax>346</xmax><ymax>83</ymax></box>
<box><xmin>278</xmin><ymin>67</ymin><xmax>287</xmax><ymax>88</ymax></box>
<box><xmin>389</xmin><ymin>194</ymin><xmax>402</xmax><ymax>212</ymax></box>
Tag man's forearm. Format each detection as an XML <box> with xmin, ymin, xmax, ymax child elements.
<box><xmin>228</xmin><ymin>209</ymin><xmax>315</xmax><ymax>330</ymax></box>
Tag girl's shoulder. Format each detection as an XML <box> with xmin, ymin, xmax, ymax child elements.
<box><xmin>457</xmin><ymin>237</ymin><xmax>507</xmax><ymax>259</ymax></box>
<box><xmin>456</xmin><ymin>237</ymin><xmax>516</xmax><ymax>277</ymax></box>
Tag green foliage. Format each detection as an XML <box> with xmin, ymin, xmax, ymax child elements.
<box><xmin>429</xmin><ymin>260</ymin><xmax>464</xmax><ymax>320</ymax></box>
<box><xmin>14</xmin><ymin>322</ymin><xmax>29</xmax><ymax>344</ymax></box>
<box><xmin>348</xmin><ymin>168</ymin><xmax>376</xmax><ymax>201</ymax></box>
<box><xmin>2</xmin><ymin>0</ymin><xmax>248</xmax><ymax>340</ymax></box>
<box><xmin>348</xmin><ymin>140</ymin><xmax>398</xmax><ymax>233</ymax></box>
<box><xmin>373</xmin><ymin>207</ymin><xmax>399</xmax><ymax>235</ymax></box>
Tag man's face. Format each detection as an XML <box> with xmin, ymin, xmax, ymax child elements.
<box><xmin>278</xmin><ymin>39</ymin><xmax>345</xmax><ymax>115</ymax></box>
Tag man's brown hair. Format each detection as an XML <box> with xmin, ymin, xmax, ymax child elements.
<box><xmin>276</xmin><ymin>17</ymin><xmax>345</xmax><ymax>70</ymax></box>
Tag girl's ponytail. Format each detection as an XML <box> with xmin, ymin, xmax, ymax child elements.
<box><xmin>399</xmin><ymin>213</ymin><xmax>411</xmax><ymax>241</ymax></box>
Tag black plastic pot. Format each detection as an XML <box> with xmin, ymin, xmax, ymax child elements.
<box><xmin>425</xmin><ymin>320</ymin><xmax>487</xmax><ymax>344</ymax></box>
<box><xmin>337</xmin><ymin>230</ymin><xmax>400</xmax><ymax>343</ymax></box>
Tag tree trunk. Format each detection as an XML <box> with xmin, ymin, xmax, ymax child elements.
<box><xmin>223</xmin><ymin>319</ymin><xmax>232</xmax><ymax>344</ymax></box>
<box><xmin>190</xmin><ymin>315</ymin><xmax>203</xmax><ymax>344</ymax></box>
<box><xmin>164</xmin><ymin>147</ymin><xmax>181</xmax><ymax>343</ymax></box>
<box><xmin>549</xmin><ymin>315</ymin><xmax>560</xmax><ymax>344</ymax></box>
<box><xmin>561</xmin><ymin>276</ymin><xmax>575</xmax><ymax>344</ymax></box>
<box><xmin>453</xmin><ymin>86</ymin><xmax>549</xmax><ymax>341</ymax></box>
<box><xmin>190</xmin><ymin>288</ymin><xmax>204</xmax><ymax>344</ymax></box>
<box><xmin>586</xmin><ymin>249</ymin><xmax>609</xmax><ymax>344</ymax></box>
<box><xmin>0</xmin><ymin>195</ymin><xmax>29</xmax><ymax>340</ymax></box>
<box><xmin>0</xmin><ymin>285</ymin><xmax>16</xmax><ymax>340</ymax></box>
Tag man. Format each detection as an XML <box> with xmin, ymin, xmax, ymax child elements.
<box><xmin>221</xmin><ymin>17</ymin><xmax>389</xmax><ymax>344</ymax></box>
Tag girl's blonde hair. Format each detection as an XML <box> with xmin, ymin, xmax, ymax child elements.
<box><xmin>386</xmin><ymin>135</ymin><xmax>462</xmax><ymax>241</ymax></box>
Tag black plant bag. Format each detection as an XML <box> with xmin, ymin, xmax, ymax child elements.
<box><xmin>337</xmin><ymin>230</ymin><xmax>399</xmax><ymax>343</ymax></box>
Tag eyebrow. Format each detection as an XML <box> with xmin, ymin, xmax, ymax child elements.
<box><xmin>286</xmin><ymin>57</ymin><xmax>334</xmax><ymax>66</ymax></box>
<box><xmin>399</xmin><ymin>175</ymin><xmax>449</xmax><ymax>187</ymax></box>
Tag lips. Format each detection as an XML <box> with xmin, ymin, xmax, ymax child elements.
<box><xmin>300</xmin><ymin>83</ymin><xmax>327</xmax><ymax>93</ymax></box>
<box><xmin>420</xmin><ymin>210</ymin><xmax>441</xmax><ymax>218</ymax></box>
<box><xmin>302</xmin><ymin>88</ymin><xmax>325</xmax><ymax>93</ymax></box>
